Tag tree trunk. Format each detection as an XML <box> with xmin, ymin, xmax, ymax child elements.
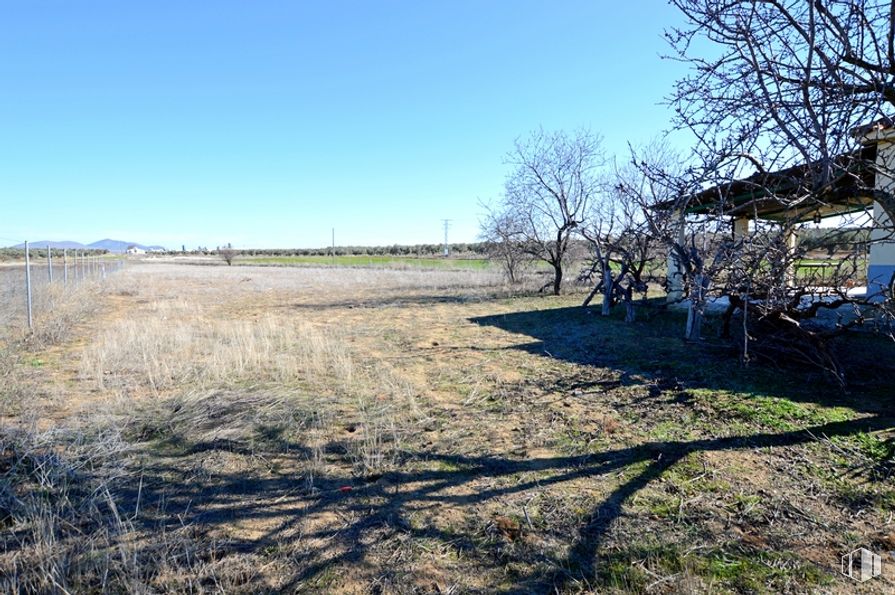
<box><xmin>582</xmin><ymin>280</ymin><xmax>602</xmax><ymax>308</ymax></box>
<box><xmin>685</xmin><ymin>301</ymin><xmax>702</xmax><ymax>341</ymax></box>
<box><xmin>503</xmin><ymin>253</ymin><xmax>517</xmax><ymax>284</ymax></box>
<box><xmin>601</xmin><ymin>262</ymin><xmax>614</xmax><ymax>316</ymax></box>
<box><xmin>624</xmin><ymin>284</ymin><xmax>635</xmax><ymax>323</ymax></box>
<box><xmin>685</xmin><ymin>273</ymin><xmax>706</xmax><ymax>341</ymax></box>
<box><xmin>720</xmin><ymin>296</ymin><xmax>740</xmax><ymax>339</ymax></box>
<box><xmin>552</xmin><ymin>263</ymin><xmax>563</xmax><ymax>296</ymax></box>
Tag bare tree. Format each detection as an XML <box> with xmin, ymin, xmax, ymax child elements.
<box><xmin>492</xmin><ymin>128</ymin><xmax>605</xmax><ymax>295</ymax></box>
<box><xmin>667</xmin><ymin>0</ymin><xmax>895</xmax><ymax>222</ymax></box>
<box><xmin>633</xmin><ymin>151</ymin><xmax>888</xmax><ymax>381</ymax></box>
<box><xmin>581</xmin><ymin>143</ymin><xmax>684</xmax><ymax>321</ymax></box>
<box><xmin>480</xmin><ymin>207</ymin><xmax>529</xmax><ymax>284</ymax></box>
<box><xmin>659</xmin><ymin>1</ymin><xmax>895</xmax><ymax>380</ymax></box>
<box><xmin>621</xmin><ymin>149</ymin><xmax>752</xmax><ymax>341</ymax></box>
<box><xmin>218</xmin><ymin>246</ymin><xmax>237</xmax><ymax>266</ymax></box>
<box><xmin>579</xmin><ymin>180</ymin><xmax>649</xmax><ymax>320</ymax></box>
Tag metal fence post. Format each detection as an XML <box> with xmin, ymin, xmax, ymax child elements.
<box><xmin>25</xmin><ymin>241</ymin><xmax>33</xmax><ymax>330</ymax></box>
<box><xmin>47</xmin><ymin>243</ymin><xmax>53</xmax><ymax>282</ymax></box>
<box><xmin>63</xmin><ymin>248</ymin><xmax>68</xmax><ymax>286</ymax></box>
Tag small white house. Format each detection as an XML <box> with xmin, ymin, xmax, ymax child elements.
<box><xmin>126</xmin><ymin>245</ymin><xmax>146</xmax><ymax>255</ymax></box>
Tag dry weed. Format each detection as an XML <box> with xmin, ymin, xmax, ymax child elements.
<box><xmin>29</xmin><ymin>282</ymin><xmax>102</xmax><ymax>348</ymax></box>
<box><xmin>80</xmin><ymin>306</ymin><xmax>353</xmax><ymax>393</ymax></box>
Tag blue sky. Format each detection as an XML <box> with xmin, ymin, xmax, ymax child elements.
<box><xmin>0</xmin><ymin>1</ymin><xmax>690</xmax><ymax>249</ymax></box>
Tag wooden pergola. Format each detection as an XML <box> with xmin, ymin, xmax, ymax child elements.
<box><xmin>660</xmin><ymin>144</ymin><xmax>881</xmax><ymax>302</ymax></box>
<box><xmin>679</xmin><ymin>146</ymin><xmax>876</xmax><ymax>219</ymax></box>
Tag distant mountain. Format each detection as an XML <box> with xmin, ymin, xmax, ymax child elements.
<box><xmin>88</xmin><ymin>239</ymin><xmax>167</xmax><ymax>253</ymax></box>
<box><xmin>11</xmin><ymin>240</ymin><xmax>87</xmax><ymax>250</ymax></box>
<box><xmin>88</xmin><ymin>239</ymin><xmax>135</xmax><ymax>253</ymax></box>
<box><xmin>6</xmin><ymin>239</ymin><xmax>167</xmax><ymax>253</ymax></box>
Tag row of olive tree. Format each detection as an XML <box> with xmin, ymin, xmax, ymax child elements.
<box><xmin>237</xmin><ymin>243</ymin><xmax>493</xmax><ymax>257</ymax></box>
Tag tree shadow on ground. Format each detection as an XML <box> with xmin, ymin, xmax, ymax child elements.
<box><xmin>287</xmin><ymin>294</ymin><xmax>487</xmax><ymax>311</ymax></box>
<box><xmin>13</xmin><ymin>305</ymin><xmax>894</xmax><ymax>592</ymax></box>
<box><xmin>86</xmin><ymin>306</ymin><xmax>891</xmax><ymax>591</ymax></box>
<box><xmin>469</xmin><ymin>305</ymin><xmax>895</xmax><ymax>415</ymax></box>
<box><xmin>104</xmin><ymin>413</ymin><xmax>893</xmax><ymax>592</ymax></box>
<box><xmin>283</xmin><ymin>287</ymin><xmax>549</xmax><ymax>311</ymax></box>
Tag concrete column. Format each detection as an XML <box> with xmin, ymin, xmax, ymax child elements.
<box><xmin>862</xmin><ymin>129</ymin><xmax>895</xmax><ymax>299</ymax></box>
<box><xmin>666</xmin><ymin>210</ymin><xmax>686</xmax><ymax>303</ymax></box>
<box><xmin>732</xmin><ymin>216</ymin><xmax>750</xmax><ymax>241</ymax></box>
<box><xmin>784</xmin><ymin>227</ymin><xmax>798</xmax><ymax>285</ymax></box>
<box><xmin>868</xmin><ymin>201</ymin><xmax>895</xmax><ymax>297</ymax></box>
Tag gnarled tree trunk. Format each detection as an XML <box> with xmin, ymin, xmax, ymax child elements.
<box><xmin>551</xmin><ymin>263</ymin><xmax>563</xmax><ymax>296</ymax></box>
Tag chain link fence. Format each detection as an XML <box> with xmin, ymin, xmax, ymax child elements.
<box><xmin>1</xmin><ymin>242</ymin><xmax>125</xmax><ymax>336</ymax></box>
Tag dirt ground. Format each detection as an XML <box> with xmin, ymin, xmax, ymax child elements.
<box><xmin>3</xmin><ymin>260</ymin><xmax>895</xmax><ymax>593</ymax></box>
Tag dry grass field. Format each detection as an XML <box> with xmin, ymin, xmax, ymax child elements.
<box><xmin>2</xmin><ymin>260</ymin><xmax>895</xmax><ymax>593</ymax></box>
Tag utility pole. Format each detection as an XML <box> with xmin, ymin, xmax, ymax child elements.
<box><xmin>331</xmin><ymin>228</ymin><xmax>335</xmax><ymax>265</ymax></box>
<box><xmin>47</xmin><ymin>243</ymin><xmax>53</xmax><ymax>282</ymax></box>
<box><xmin>24</xmin><ymin>241</ymin><xmax>33</xmax><ymax>330</ymax></box>
<box><xmin>442</xmin><ymin>219</ymin><xmax>451</xmax><ymax>257</ymax></box>
<box><xmin>63</xmin><ymin>248</ymin><xmax>68</xmax><ymax>286</ymax></box>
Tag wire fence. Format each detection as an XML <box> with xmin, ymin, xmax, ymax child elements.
<box><xmin>1</xmin><ymin>241</ymin><xmax>125</xmax><ymax>335</ymax></box>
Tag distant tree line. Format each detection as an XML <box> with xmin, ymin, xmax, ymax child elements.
<box><xmin>0</xmin><ymin>248</ymin><xmax>109</xmax><ymax>262</ymax></box>
<box><xmin>797</xmin><ymin>229</ymin><xmax>870</xmax><ymax>255</ymax></box>
<box><xmin>211</xmin><ymin>243</ymin><xmax>494</xmax><ymax>258</ymax></box>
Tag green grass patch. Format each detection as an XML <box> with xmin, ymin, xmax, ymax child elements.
<box><xmin>703</xmin><ymin>391</ymin><xmax>854</xmax><ymax>431</ymax></box>
<box><xmin>832</xmin><ymin>431</ymin><xmax>895</xmax><ymax>464</ymax></box>
<box><xmin>592</xmin><ymin>543</ymin><xmax>831</xmax><ymax>593</ymax></box>
<box><xmin>698</xmin><ymin>549</ymin><xmax>830</xmax><ymax>592</ymax></box>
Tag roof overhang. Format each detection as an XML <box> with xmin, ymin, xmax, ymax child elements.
<box><xmin>655</xmin><ymin>144</ymin><xmax>878</xmax><ymax>223</ymax></box>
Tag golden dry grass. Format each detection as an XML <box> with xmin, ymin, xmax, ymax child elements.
<box><xmin>81</xmin><ymin>307</ymin><xmax>351</xmax><ymax>392</ymax></box>
<box><xmin>2</xmin><ymin>260</ymin><xmax>894</xmax><ymax>593</ymax></box>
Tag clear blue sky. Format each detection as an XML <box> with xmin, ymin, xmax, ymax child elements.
<box><xmin>0</xmin><ymin>1</ymin><xmax>690</xmax><ymax>249</ymax></box>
